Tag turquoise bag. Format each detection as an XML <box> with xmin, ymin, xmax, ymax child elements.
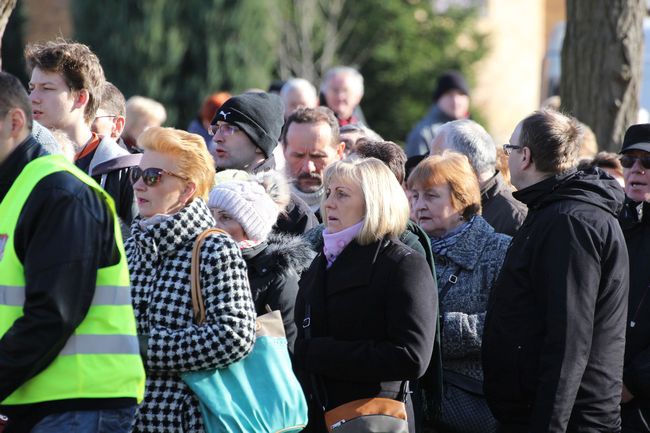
<box><xmin>181</xmin><ymin>229</ymin><xmax>308</xmax><ymax>433</ymax></box>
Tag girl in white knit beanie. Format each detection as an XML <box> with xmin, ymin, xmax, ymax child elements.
<box><xmin>208</xmin><ymin>171</ymin><xmax>315</xmax><ymax>349</ymax></box>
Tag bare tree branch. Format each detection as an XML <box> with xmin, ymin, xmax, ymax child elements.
<box><xmin>0</xmin><ymin>0</ymin><xmax>17</xmax><ymax>70</ymax></box>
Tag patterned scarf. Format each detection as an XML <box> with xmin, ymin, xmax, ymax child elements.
<box><xmin>429</xmin><ymin>216</ymin><xmax>475</xmax><ymax>257</ymax></box>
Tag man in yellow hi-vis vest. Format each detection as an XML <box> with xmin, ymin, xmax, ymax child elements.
<box><xmin>0</xmin><ymin>73</ymin><xmax>145</xmax><ymax>433</ymax></box>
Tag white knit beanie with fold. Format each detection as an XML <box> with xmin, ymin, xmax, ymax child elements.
<box><xmin>208</xmin><ymin>180</ymin><xmax>280</xmax><ymax>242</ymax></box>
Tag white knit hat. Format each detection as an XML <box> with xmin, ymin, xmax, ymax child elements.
<box><xmin>208</xmin><ymin>180</ymin><xmax>280</xmax><ymax>241</ymax></box>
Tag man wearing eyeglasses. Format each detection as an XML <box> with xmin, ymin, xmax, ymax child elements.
<box><xmin>482</xmin><ymin>110</ymin><xmax>629</xmax><ymax>433</ymax></box>
<box><xmin>618</xmin><ymin>124</ymin><xmax>650</xmax><ymax>433</ymax></box>
<box><xmin>209</xmin><ymin>92</ymin><xmax>318</xmax><ymax>235</ymax></box>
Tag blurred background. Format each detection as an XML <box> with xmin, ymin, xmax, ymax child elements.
<box><xmin>0</xmin><ymin>0</ymin><xmax>628</xmax><ymax>146</ymax></box>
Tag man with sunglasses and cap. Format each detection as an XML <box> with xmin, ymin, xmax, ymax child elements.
<box><xmin>482</xmin><ymin>109</ymin><xmax>629</xmax><ymax>433</ymax></box>
<box><xmin>0</xmin><ymin>71</ymin><xmax>144</xmax><ymax>433</ymax></box>
<box><xmin>209</xmin><ymin>91</ymin><xmax>317</xmax><ymax>235</ymax></box>
<box><xmin>618</xmin><ymin>124</ymin><xmax>650</xmax><ymax>433</ymax></box>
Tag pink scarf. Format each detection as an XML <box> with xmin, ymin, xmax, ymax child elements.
<box><xmin>322</xmin><ymin>220</ymin><xmax>364</xmax><ymax>268</ymax></box>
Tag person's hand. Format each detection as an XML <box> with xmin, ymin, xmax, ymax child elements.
<box><xmin>622</xmin><ymin>383</ymin><xmax>634</xmax><ymax>403</ymax></box>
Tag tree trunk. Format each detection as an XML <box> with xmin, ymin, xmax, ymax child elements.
<box><xmin>561</xmin><ymin>0</ymin><xmax>644</xmax><ymax>152</ymax></box>
<box><xmin>0</xmin><ymin>0</ymin><xmax>17</xmax><ymax>70</ymax></box>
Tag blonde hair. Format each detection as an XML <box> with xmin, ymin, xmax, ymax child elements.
<box><xmin>138</xmin><ymin>127</ymin><xmax>215</xmax><ymax>201</ymax></box>
<box><xmin>407</xmin><ymin>151</ymin><xmax>482</xmax><ymax>219</ymax></box>
<box><xmin>124</xmin><ymin>96</ymin><xmax>167</xmax><ymax>138</ymax></box>
<box><xmin>322</xmin><ymin>158</ymin><xmax>409</xmax><ymax>245</ymax></box>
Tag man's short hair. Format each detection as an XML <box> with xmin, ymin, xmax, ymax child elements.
<box><xmin>520</xmin><ymin>110</ymin><xmax>583</xmax><ymax>174</ymax></box>
<box><xmin>25</xmin><ymin>40</ymin><xmax>105</xmax><ymax>124</ymax></box>
<box><xmin>0</xmin><ymin>72</ymin><xmax>33</xmax><ymax>131</ymax></box>
<box><xmin>281</xmin><ymin>106</ymin><xmax>340</xmax><ymax>148</ymax></box>
<box><xmin>355</xmin><ymin>140</ymin><xmax>407</xmax><ymax>184</ymax></box>
<box><xmin>436</xmin><ymin>119</ymin><xmax>497</xmax><ymax>175</ymax></box>
<box><xmin>99</xmin><ymin>81</ymin><xmax>126</xmax><ymax>117</ymax></box>
<box><xmin>321</xmin><ymin>66</ymin><xmax>364</xmax><ymax>97</ymax></box>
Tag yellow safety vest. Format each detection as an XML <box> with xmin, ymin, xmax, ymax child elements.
<box><xmin>0</xmin><ymin>154</ymin><xmax>145</xmax><ymax>405</ymax></box>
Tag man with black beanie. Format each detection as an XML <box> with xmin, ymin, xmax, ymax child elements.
<box><xmin>405</xmin><ymin>70</ymin><xmax>471</xmax><ymax>157</ymax></box>
<box><xmin>209</xmin><ymin>91</ymin><xmax>318</xmax><ymax>235</ymax></box>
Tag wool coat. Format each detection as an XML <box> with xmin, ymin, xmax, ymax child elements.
<box><xmin>125</xmin><ymin>198</ymin><xmax>256</xmax><ymax>433</ymax></box>
<box><xmin>293</xmin><ymin>237</ymin><xmax>438</xmax><ymax>433</ymax></box>
<box><xmin>433</xmin><ymin>215</ymin><xmax>511</xmax><ymax>381</ymax></box>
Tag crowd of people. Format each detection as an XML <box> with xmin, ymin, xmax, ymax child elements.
<box><xmin>0</xmin><ymin>37</ymin><xmax>649</xmax><ymax>433</ymax></box>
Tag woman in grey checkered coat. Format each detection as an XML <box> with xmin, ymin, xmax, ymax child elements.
<box><xmin>124</xmin><ymin>127</ymin><xmax>256</xmax><ymax>433</ymax></box>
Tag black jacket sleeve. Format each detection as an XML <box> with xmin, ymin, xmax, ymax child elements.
<box><xmin>0</xmin><ymin>173</ymin><xmax>116</xmax><ymax>400</ymax></box>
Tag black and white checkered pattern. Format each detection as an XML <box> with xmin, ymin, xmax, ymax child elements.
<box><xmin>125</xmin><ymin>198</ymin><xmax>256</xmax><ymax>433</ymax></box>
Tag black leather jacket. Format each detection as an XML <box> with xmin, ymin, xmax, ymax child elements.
<box><xmin>0</xmin><ymin>136</ymin><xmax>132</xmax><ymax>432</ymax></box>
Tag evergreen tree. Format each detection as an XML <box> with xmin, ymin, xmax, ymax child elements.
<box><xmin>72</xmin><ymin>0</ymin><xmax>278</xmax><ymax>128</ymax></box>
<box><xmin>342</xmin><ymin>1</ymin><xmax>487</xmax><ymax>142</ymax></box>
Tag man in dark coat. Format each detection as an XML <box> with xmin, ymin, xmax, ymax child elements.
<box><xmin>430</xmin><ymin>119</ymin><xmax>527</xmax><ymax>236</ymax></box>
<box><xmin>209</xmin><ymin>92</ymin><xmax>318</xmax><ymax>235</ymax></box>
<box><xmin>618</xmin><ymin>124</ymin><xmax>650</xmax><ymax>433</ymax></box>
<box><xmin>406</xmin><ymin>70</ymin><xmax>471</xmax><ymax>157</ymax></box>
<box><xmin>482</xmin><ymin>110</ymin><xmax>629</xmax><ymax>433</ymax></box>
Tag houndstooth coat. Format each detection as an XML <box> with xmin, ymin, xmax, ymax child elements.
<box><xmin>125</xmin><ymin>198</ymin><xmax>256</xmax><ymax>433</ymax></box>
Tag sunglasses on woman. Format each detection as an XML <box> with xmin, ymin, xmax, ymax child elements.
<box><xmin>620</xmin><ymin>155</ymin><xmax>650</xmax><ymax>169</ymax></box>
<box><xmin>130</xmin><ymin>166</ymin><xmax>188</xmax><ymax>186</ymax></box>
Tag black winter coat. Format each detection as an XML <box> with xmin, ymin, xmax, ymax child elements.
<box><xmin>620</xmin><ymin>200</ymin><xmax>650</xmax><ymax>431</ymax></box>
<box><xmin>482</xmin><ymin>169</ymin><xmax>629</xmax><ymax>433</ymax></box>
<box><xmin>242</xmin><ymin>232</ymin><xmax>315</xmax><ymax>351</ymax></box>
<box><xmin>293</xmin><ymin>237</ymin><xmax>437</xmax><ymax>433</ymax></box>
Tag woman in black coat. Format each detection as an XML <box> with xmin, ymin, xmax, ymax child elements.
<box><xmin>293</xmin><ymin>158</ymin><xmax>438</xmax><ymax>433</ymax></box>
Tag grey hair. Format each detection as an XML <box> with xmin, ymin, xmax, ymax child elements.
<box><xmin>321</xmin><ymin>66</ymin><xmax>364</xmax><ymax>97</ymax></box>
<box><xmin>437</xmin><ymin>119</ymin><xmax>497</xmax><ymax>175</ymax></box>
<box><xmin>339</xmin><ymin>123</ymin><xmax>383</xmax><ymax>141</ymax></box>
<box><xmin>280</xmin><ymin>78</ymin><xmax>318</xmax><ymax>101</ymax></box>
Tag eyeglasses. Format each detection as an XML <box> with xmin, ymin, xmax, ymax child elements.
<box><xmin>620</xmin><ymin>154</ymin><xmax>650</xmax><ymax>169</ymax></box>
<box><xmin>130</xmin><ymin>166</ymin><xmax>188</xmax><ymax>187</ymax></box>
<box><xmin>94</xmin><ymin>115</ymin><xmax>117</xmax><ymax>120</ymax></box>
<box><xmin>502</xmin><ymin>144</ymin><xmax>522</xmax><ymax>156</ymax></box>
<box><xmin>208</xmin><ymin>123</ymin><xmax>240</xmax><ymax>137</ymax></box>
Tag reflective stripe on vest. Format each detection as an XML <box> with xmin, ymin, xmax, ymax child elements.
<box><xmin>0</xmin><ymin>154</ymin><xmax>145</xmax><ymax>405</ymax></box>
<box><xmin>0</xmin><ymin>284</ymin><xmax>133</xmax><ymax>307</ymax></box>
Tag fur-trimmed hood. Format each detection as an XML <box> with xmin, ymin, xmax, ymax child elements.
<box><xmin>247</xmin><ymin>231</ymin><xmax>316</xmax><ymax>277</ymax></box>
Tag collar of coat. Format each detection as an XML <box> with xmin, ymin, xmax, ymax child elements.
<box><xmin>433</xmin><ymin>215</ymin><xmax>498</xmax><ymax>272</ymax></box>
<box><xmin>129</xmin><ymin>198</ymin><xmax>216</xmax><ymax>258</ymax></box>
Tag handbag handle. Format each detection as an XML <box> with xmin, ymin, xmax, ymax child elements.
<box><xmin>190</xmin><ymin>228</ymin><xmax>228</xmax><ymax>325</ymax></box>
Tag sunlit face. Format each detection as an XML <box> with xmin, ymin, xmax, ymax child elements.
<box><xmin>410</xmin><ymin>183</ymin><xmax>463</xmax><ymax>238</ymax></box>
<box><xmin>211</xmin><ymin>207</ymin><xmax>248</xmax><ymax>242</ymax></box>
<box><xmin>210</xmin><ymin>121</ymin><xmax>262</xmax><ymax>170</ymax></box>
<box><xmin>623</xmin><ymin>150</ymin><xmax>650</xmax><ymax>202</ymax></box>
<box><xmin>132</xmin><ymin>150</ymin><xmax>191</xmax><ymax>218</ymax></box>
<box><xmin>91</xmin><ymin>108</ymin><xmax>118</xmax><ymax>137</ymax></box>
<box><xmin>29</xmin><ymin>67</ymin><xmax>79</xmax><ymax>130</ymax></box>
<box><xmin>323</xmin><ymin>177</ymin><xmax>365</xmax><ymax>233</ymax></box>
<box><xmin>284</xmin><ymin>121</ymin><xmax>343</xmax><ymax>193</ymax></box>
<box><xmin>324</xmin><ymin>73</ymin><xmax>362</xmax><ymax>120</ymax></box>
<box><xmin>507</xmin><ymin>121</ymin><xmax>525</xmax><ymax>190</ymax></box>
<box><xmin>437</xmin><ymin>89</ymin><xmax>470</xmax><ymax>120</ymax></box>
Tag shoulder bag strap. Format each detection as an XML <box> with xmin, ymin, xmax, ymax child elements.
<box><xmin>190</xmin><ymin>228</ymin><xmax>228</xmax><ymax>325</ymax></box>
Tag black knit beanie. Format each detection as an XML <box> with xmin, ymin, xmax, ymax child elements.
<box><xmin>211</xmin><ymin>92</ymin><xmax>284</xmax><ymax>158</ymax></box>
<box><xmin>432</xmin><ymin>70</ymin><xmax>470</xmax><ymax>102</ymax></box>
